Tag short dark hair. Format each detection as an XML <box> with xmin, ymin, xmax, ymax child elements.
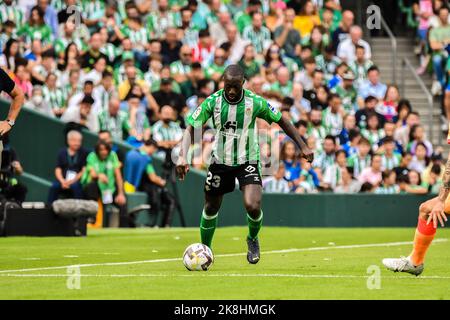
<box><xmin>81</xmin><ymin>95</ymin><xmax>95</xmax><ymax>105</ymax></box>
<box><xmin>295</xmin><ymin>120</ymin><xmax>308</xmax><ymax>129</ymax></box>
<box><xmin>431</xmin><ymin>164</ymin><xmax>442</xmax><ymax>175</ymax></box>
<box><xmin>95</xmin><ymin>140</ymin><xmax>111</xmax><ymax>155</ymax></box>
<box><xmin>349</xmin><ymin>129</ymin><xmax>361</xmax><ymax>141</ymax></box>
<box><xmin>324</xmin><ymin>135</ymin><xmax>336</xmax><ymax>144</ymax></box>
<box><xmin>364</xmin><ymin>95</ymin><xmax>378</xmax><ymax>104</ymax></box>
<box><xmin>367</xmin><ymin>65</ymin><xmax>379</xmax><ymax>73</ymax></box>
<box><xmin>199</xmin><ymin>28</ymin><xmax>210</xmax><ymax>38</ymax></box>
<box><xmin>336</xmin><ymin>149</ymin><xmax>346</xmax><ymax>158</ymax></box>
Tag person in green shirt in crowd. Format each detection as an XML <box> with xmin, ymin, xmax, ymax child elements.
<box><xmin>331</xmin><ymin>70</ymin><xmax>357</xmax><ymax>114</ymax></box>
<box><xmin>270</xmin><ymin>66</ymin><xmax>293</xmax><ymax>97</ymax></box>
<box><xmin>238</xmin><ymin>44</ymin><xmax>261</xmax><ymax>80</ymax></box>
<box><xmin>98</xmin><ymin>98</ymin><xmax>131</xmax><ymax>141</ymax></box>
<box><xmin>82</xmin><ymin>140</ymin><xmax>128</xmax><ymax>227</ymax></box>
<box><xmin>204</xmin><ymin>48</ymin><xmax>228</xmax><ymax>82</ymax></box>
<box><xmin>234</xmin><ymin>0</ymin><xmax>261</xmax><ymax>34</ymax></box>
<box><xmin>17</xmin><ymin>6</ymin><xmax>53</xmax><ymax>48</ymax></box>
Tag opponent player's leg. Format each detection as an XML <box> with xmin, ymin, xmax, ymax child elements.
<box><xmin>200</xmin><ymin>193</ymin><xmax>223</xmax><ymax>249</ymax></box>
<box><xmin>242</xmin><ymin>184</ymin><xmax>263</xmax><ymax>264</ymax></box>
<box><xmin>382</xmin><ymin>197</ymin><xmax>442</xmax><ymax>276</ymax></box>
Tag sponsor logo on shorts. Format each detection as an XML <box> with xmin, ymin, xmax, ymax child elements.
<box><xmin>245</xmin><ymin>165</ymin><xmax>256</xmax><ymax>173</ymax></box>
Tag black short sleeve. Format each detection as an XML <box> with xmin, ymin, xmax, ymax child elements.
<box><xmin>0</xmin><ymin>68</ymin><xmax>15</xmax><ymax>94</ymax></box>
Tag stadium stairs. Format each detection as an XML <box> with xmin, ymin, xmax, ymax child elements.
<box><xmin>370</xmin><ymin>37</ymin><xmax>444</xmax><ymax>149</ymax></box>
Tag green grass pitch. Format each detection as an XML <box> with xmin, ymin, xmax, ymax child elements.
<box><xmin>0</xmin><ymin>227</ymin><xmax>449</xmax><ymax>300</ymax></box>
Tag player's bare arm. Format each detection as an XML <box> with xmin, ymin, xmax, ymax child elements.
<box><xmin>0</xmin><ymin>83</ymin><xmax>24</xmax><ymax>136</ymax></box>
<box><xmin>428</xmin><ymin>155</ymin><xmax>450</xmax><ymax>228</ymax></box>
<box><xmin>176</xmin><ymin>125</ymin><xmax>195</xmax><ymax>180</ymax></box>
<box><xmin>277</xmin><ymin>116</ymin><xmax>314</xmax><ymax>163</ymax></box>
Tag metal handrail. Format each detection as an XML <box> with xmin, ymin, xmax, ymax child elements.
<box><xmin>377</xmin><ymin>10</ymin><xmax>397</xmax><ymax>84</ymax></box>
<box><xmin>401</xmin><ymin>57</ymin><xmax>434</xmax><ymax>143</ymax></box>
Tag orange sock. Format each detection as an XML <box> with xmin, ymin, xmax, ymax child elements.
<box><xmin>410</xmin><ymin>218</ymin><xmax>436</xmax><ymax>266</ymax></box>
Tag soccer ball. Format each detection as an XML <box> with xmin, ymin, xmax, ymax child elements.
<box><xmin>183</xmin><ymin>243</ymin><xmax>214</xmax><ymax>271</ymax></box>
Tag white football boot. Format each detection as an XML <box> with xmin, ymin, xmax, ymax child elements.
<box><xmin>382</xmin><ymin>256</ymin><xmax>424</xmax><ymax>276</ymax></box>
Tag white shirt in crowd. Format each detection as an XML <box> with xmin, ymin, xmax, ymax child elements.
<box><xmin>337</xmin><ymin>38</ymin><xmax>372</xmax><ymax>63</ymax></box>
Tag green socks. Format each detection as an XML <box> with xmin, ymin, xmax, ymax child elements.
<box><xmin>200</xmin><ymin>210</ymin><xmax>218</xmax><ymax>248</ymax></box>
<box><xmin>247</xmin><ymin>210</ymin><xmax>263</xmax><ymax>240</ymax></box>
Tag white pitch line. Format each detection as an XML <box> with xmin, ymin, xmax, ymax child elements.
<box><xmin>0</xmin><ymin>239</ymin><xmax>447</xmax><ymax>274</ymax></box>
<box><xmin>1</xmin><ymin>273</ymin><xmax>450</xmax><ymax>280</ymax></box>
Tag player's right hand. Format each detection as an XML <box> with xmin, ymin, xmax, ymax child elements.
<box><xmin>176</xmin><ymin>157</ymin><xmax>190</xmax><ymax>181</ymax></box>
<box><xmin>427</xmin><ymin>200</ymin><xmax>448</xmax><ymax>228</ymax></box>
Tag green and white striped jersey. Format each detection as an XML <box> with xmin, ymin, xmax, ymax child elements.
<box><xmin>242</xmin><ymin>25</ymin><xmax>272</xmax><ymax>54</ymax></box>
<box><xmin>187</xmin><ymin>89</ymin><xmax>282</xmax><ymax>166</ymax></box>
<box><xmin>263</xmin><ymin>177</ymin><xmax>290</xmax><ymax>193</ymax></box>
<box><xmin>0</xmin><ymin>3</ymin><xmax>24</xmax><ymax>28</ymax></box>
<box><xmin>381</xmin><ymin>153</ymin><xmax>402</xmax><ymax>171</ymax></box>
<box><xmin>347</xmin><ymin>153</ymin><xmax>371</xmax><ymax>177</ymax></box>
<box><xmin>375</xmin><ymin>185</ymin><xmax>400</xmax><ymax>194</ymax></box>
<box><xmin>42</xmin><ymin>86</ymin><xmax>66</xmax><ymax>110</ymax></box>
<box><xmin>152</xmin><ymin>120</ymin><xmax>183</xmax><ymax>142</ymax></box>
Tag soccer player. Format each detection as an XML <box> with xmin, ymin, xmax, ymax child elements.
<box><xmin>382</xmin><ymin>154</ymin><xmax>450</xmax><ymax>275</ymax></box>
<box><xmin>176</xmin><ymin>65</ymin><xmax>313</xmax><ymax>264</ymax></box>
<box><xmin>0</xmin><ymin>68</ymin><xmax>24</xmax><ymax>167</ymax></box>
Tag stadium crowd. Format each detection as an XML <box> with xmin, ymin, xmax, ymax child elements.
<box><xmin>0</xmin><ymin>0</ymin><xmax>449</xmax><ymax>205</ymax></box>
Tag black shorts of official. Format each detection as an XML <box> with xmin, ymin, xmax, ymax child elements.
<box><xmin>204</xmin><ymin>162</ymin><xmax>262</xmax><ymax>195</ymax></box>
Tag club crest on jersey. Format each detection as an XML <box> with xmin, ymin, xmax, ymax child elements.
<box><xmin>245</xmin><ymin>107</ymin><xmax>252</xmax><ymax>116</ymax></box>
<box><xmin>191</xmin><ymin>106</ymin><xmax>202</xmax><ymax>120</ymax></box>
<box><xmin>268</xmin><ymin>102</ymin><xmax>278</xmax><ymax>114</ymax></box>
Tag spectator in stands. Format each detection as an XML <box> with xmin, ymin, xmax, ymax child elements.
<box><xmin>296</xmin><ymin>157</ymin><xmax>319</xmax><ymax>193</ymax></box>
<box><xmin>274</xmin><ymin>8</ymin><xmax>301</xmax><ymax>59</ymax></box>
<box><xmin>47</xmin><ymin>130</ymin><xmax>87</xmax><ymax>204</ymax></box>
<box><xmin>313</xmin><ymin>135</ymin><xmax>336</xmax><ymax>174</ymax></box>
<box><xmin>408</xmin><ymin>142</ymin><xmax>429</xmax><ymax>174</ymax></box>
<box><xmin>394</xmin><ymin>152</ymin><xmax>412</xmax><ymax>183</ymax></box>
<box><xmin>152</xmin><ymin>77</ymin><xmax>186</xmax><ymax>118</ymax></box>
<box><xmin>331</xmin><ymin>10</ymin><xmax>354</xmax><ymax>51</ymax></box>
<box><xmin>293</xmin><ymin>0</ymin><xmax>320</xmax><ymax>38</ymax></box>
<box><xmin>337</xmin><ymin>25</ymin><xmax>371</xmax><ymax>64</ymax></box>
<box><xmin>375</xmin><ymin>170</ymin><xmax>400</xmax><ymax>194</ymax></box>
<box><xmin>24</xmin><ymin>85</ymin><xmax>54</xmax><ymax>117</ymax></box>
<box><xmin>348</xmin><ymin>45</ymin><xmax>373</xmax><ymax>88</ymax></box>
<box><xmin>379</xmin><ymin>136</ymin><xmax>402</xmax><ymax>171</ymax></box>
<box><xmin>98</xmin><ymin>97</ymin><xmax>130</xmax><ymax>141</ymax></box>
<box><xmin>334</xmin><ymin>167</ymin><xmax>361</xmax><ymax>193</ymax></box>
<box><xmin>242</xmin><ymin>11</ymin><xmax>272</xmax><ymax>55</ymax></box>
<box><xmin>357</xmin><ymin>66</ymin><xmax>387</xmax><ymax>106</ymax></box>
<box><xmin>347</xmin><ymin>137</ymin><xmax>372</xmax><ymax>178</ymax></box>
<box><xmin>280</xmin><ymin>140</ymin><xmax>302</xmax><ymax>191</ymax></box>
<box><xmin>263</xmin><ymin>162</ymin><xmax>290</xmax><ymax>194</ymax></box>
<box><xmin>358</xmin><ymin>153</ymin><xmax>382</xmax><ymax>187</ymax></box>
<box><xmin>152</xmin><ymin>105</ymin><xmax>183</xmax><ymax>160</ymax></box>
<box><xmin>323</xmin><ymin>149</ymin><xmax>347</xmax><ymax>190</ymax></box>
<box><xmin>82</xmin><ymin>140</ymin><xmax>127</xmax><ymax>227</ymax></box>
<box><xmin>126</xmin><ymin>95</ymin><xmax>151</xmax><ymax>147</ymax></box>
<box><xmin>394</xmin><ymin>111</ymin><xmax>421</xmax><ymax>149</ymax></box>
<box><xmin>61</xmin><ymin>95</ymin><xmax>99</xmax><ymax>132</ymax></box>
<box><xmin>355</xmin><ymin>95</ymin><xmax>384</xmax><ymax>130</ymax></box>
<box><xmin>407</xmin><ymin>124</ymin><xmax>433</xmax><ymax>157</ymax></box>
<box><xmin>429</xmin><ymin>6</ymin><xmax>450</xmax><ymax>95</ymax></box>
<box><xmin>322</xmin><ymin>93</ymin><xmax>344</xmax><ymax>136</ymax></box>
<box><xmin>377</xmin><ymin>85</ymin><xmax>400</xmax><ymax>122</ymax></box>
<box><xmin>361</xmin><ymin>112</ymin><xmax>384</xmax><ymax>149</ymax></box>
<box><xmin>400</xmin><ymin>170</ymin><xmax>428</xmax><ymax>194</ymax></box>
<box><xmin>123</xmin><ymin>139</ymin><xmax>175</xmax><ymax>227</ymax></box>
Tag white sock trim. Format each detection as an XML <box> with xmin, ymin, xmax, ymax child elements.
<box><xmin>202</xmin><ymin>209</ymin><xmax>218</xmax><ymax>220</ymax></box>
<box><xmin>247</xmin><ymin>210</ymin><xmax>263</xmax><ymax>222</ymax></box>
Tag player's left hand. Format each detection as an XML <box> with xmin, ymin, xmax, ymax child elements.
<box><xmin>427</xmin><ymin>200</ymin><xmax>448</xmax><ymax>228</ymax></box>
<box><xmin>0</xmin><ymin>121</ymin><xmax>12</xmax><ymax>136</ymax></box>
<box><xmin>300</xmin><ymin>147</ymin><xmax>314</xmax><ymax>163</ymax></box>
